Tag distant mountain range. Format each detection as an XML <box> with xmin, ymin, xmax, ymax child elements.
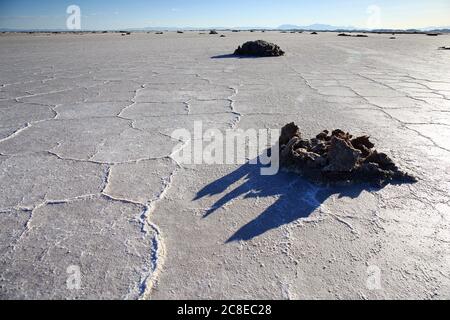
<box><xmin>421</xmin><ymin>26</ymin><xmax>450</xmax><ymax>31</ymax></box>
<box><xmin>1</xmin><ymin>24</ymin><xmax>450</xmax><ymax>33</ymax></box>
<box><xmin>278</xmin><ymin>24</ymin><xmax>357</xmax><ymax>31</ymax></box>
<box><xmin>140</xmin><ymin>24</ymin><xmax>358</xmax><ymax>31</ymax></box>
<box><xmin>277</xmin><ymin>24</ymin><xmax>450</xmax><ymax>32</ymax></box>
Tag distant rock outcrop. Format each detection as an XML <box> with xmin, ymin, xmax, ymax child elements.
<box><xmin>209</xmin><ymin>30</ymin><xmax>218</xmax><ymax>35</ymax></box>
<box><xmin>338</xmin><ymin>33</ymin><xmax>368</xmax><ymax>37</ymax></box>
<box><xmin>279</xmin><ymin>123</ymin><xmax>417</xmax><ymax>186</ymax></box>
<box><xmin>234</xmin><ymin>40</ymin><xmax>285</xmax><ymax>57</ymax></box>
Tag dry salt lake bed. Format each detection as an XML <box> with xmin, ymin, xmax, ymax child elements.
<box><xmin>0</xmin><ymin>31</ymin><xmax>449</xmax><ymax>300</ymax></box>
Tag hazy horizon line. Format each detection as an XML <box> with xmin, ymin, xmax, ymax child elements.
<box><xmin>1</xmin><ymin>24</ymin><xmax>450</xmax><ymax>32</ymax></box>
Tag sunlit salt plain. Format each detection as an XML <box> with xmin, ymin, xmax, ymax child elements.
<box><xmin>0</xmin><ymin>31</ymin><xmax>449</xmax><ymax>299</ymax></box>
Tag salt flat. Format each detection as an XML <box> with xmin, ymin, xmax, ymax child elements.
<box><xmin>0</xmin><ymin>31</ymin><xmax>449</xmax><ymax>299</ymax></box>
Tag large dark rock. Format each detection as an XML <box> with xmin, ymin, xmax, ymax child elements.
<box><xmin>210</xmin><ymin>30</ymin><xmax>218</xmax><ymax>35</ymax></box>
<box><xmin>279</xmin><ymin>123</ymin><xmax>417</xmax><ymax>186</ymax></box>
<box><xmin>234</xmin><ymin>40</ymin><xmax>285</xmax><ymax>57</ymax></box>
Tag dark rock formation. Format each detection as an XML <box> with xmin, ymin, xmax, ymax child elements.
<box><xmin>279</xmin><ymin>123</ymin><xmax>417</xmax><ymax>186</ymax></box>
<box><xmin>234</xmin><ymin>40</ymin><xmax>285</xmax><ymax>57</ymax></box>
<box><xmin>177</xmin><ymin>31</ymin><xmax>184</xmax><ymax>34</ymax></box>
<box><xmin>338</xmin><ymin>33</ymin><xmax>368</xmax><ymax>38</ymax></box>
<box><xmin>311</xmin><ymin>32</ymin><xmax>318</xmax><ymax>35</ymax></box>
<box><xmin>438</xmin><ymin>46</ymin><xmax>450</xmax><ymax>50</ymax></box>
<box><xmin>220</xmin><ymin>35</ymin><xmax>226</xmax><ymax>37</ymax></box>
<box><xmin>210</xmin><ymin>30</ymin><xmax>218</xmax><ymax>35</ymax></box>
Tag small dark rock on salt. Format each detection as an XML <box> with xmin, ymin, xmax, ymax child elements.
<box><xmin>279</xmin><ymin>123</ymin><xmax>417</xmax><ymax>186</ymax></box>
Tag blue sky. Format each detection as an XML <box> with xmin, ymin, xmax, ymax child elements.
<box><xmin>1</xmin><ymin>0</ymin><xmax>449</xmax><ymax>30</ymax></box>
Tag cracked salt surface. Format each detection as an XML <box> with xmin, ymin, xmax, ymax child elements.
<box><xmin>0</xmin><ymin>32</ymin><xmax>449</xmax><ymax>300</ymax></box>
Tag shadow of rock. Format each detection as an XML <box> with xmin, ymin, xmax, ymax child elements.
<box><xmin>195</xmin><ymin>160</ymin><xmax>391</xmax><ymax>243</ymax></box>
<box><xmin>211</xmin><ymin>54</ymin><xmax>265</xmax><ymax>59</ymax></box>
